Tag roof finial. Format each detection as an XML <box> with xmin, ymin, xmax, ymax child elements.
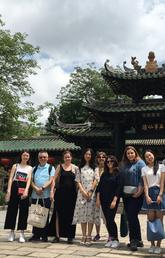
<box><xmin>145</xmin><ymin>51</ymin><xmax>158</xmax><ymax>73</ymax></box>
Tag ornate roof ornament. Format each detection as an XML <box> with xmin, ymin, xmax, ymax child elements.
<box><xmin>145</xmin><ymin>51</ymin><xmax>158</xmax><ymax>73</ymax></box>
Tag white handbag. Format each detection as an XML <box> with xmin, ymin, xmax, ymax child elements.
<box><xmin>27</xmin><ymin>199</ymin><xmax>49</xmax><ymax>228</ymax></box>
<box><xmin>123</xmin><ymin>186</ymin><xmax>137</xmax><ymax>195</ymax></box>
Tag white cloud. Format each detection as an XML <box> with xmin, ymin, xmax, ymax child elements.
<box><xmin>1</xmin><ymin>0</ymin><xmax>165</xmax><ymax>122</ymax></box>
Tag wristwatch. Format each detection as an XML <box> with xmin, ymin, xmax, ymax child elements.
<box><xmin>89</xmin><ymin>189</ymin><xmax>94</xmax><ymax>193</ymax></box>
<box><xmin>42</xmin><ymin>186</ymin><xmax>45</xmax><ymax>191</ymax></box>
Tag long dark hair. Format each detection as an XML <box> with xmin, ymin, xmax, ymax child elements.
<box><xmin>17</xmin><ymin>150</ymin><xmax>31</xmax><ymax>165</ymax></box>
<box><xmin>144</xmin><ymin>149</ymin><xmax>158</xmax><ymax>175</ymax></box>
<box><xmin>121</xmin><ymin>146</ymin><xmax>141</xmax><ymax>166</ymax></box>
<box><xmin>79</xmin><ymin>148</ymin><xmax>95</xmax><ymax>170</ymax></box>
<box><xmin>104</xmin><ymin>155</ymin><xmax>119</xmax><ymax>176</ymax></box>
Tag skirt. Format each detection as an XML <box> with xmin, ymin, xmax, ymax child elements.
<box><xmin>142</xmin><ymin>186</ymin><xmax>165</xmax><ymax>211</ymax></box>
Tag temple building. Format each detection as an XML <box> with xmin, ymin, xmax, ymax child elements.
<box><xmin>52</xmin><ymin>52</ymin><xmax>165</xmax><ymax>160</ymax></box>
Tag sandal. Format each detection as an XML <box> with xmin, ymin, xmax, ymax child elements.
<box><xmin>85</xmin><ymin>236</ymin><xmax>92</xmax><ymax>246</ymax></box>
<box><xmin>80</xmin><ymin>236</ymin><xmax>86</xmax><ymax>245</ymax></box>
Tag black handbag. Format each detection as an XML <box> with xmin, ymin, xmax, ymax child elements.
<box><xmin>120</xmin><ymin>208</ymin><xmax>128</xmax><ymax>237</ymax></box>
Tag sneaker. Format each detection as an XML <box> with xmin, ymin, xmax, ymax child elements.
<box><xmin>105</xmin><ymin>240</ymin><xmax>113</xmax><ymax>247</ymax></box>
<box><xmin>51</xmin><ymin>237</ymin><xmax>60</xmax><ymax>243</ymax></box>
<box><xmin>154</xmin><ymin>247</ymin><xmax>161</xmax><ymax>254</ymax></box>
<box><xmin>40</xmin><ymin>237</ymin><xmax>48</xmax><ymax>242</ymax></box>
<box><xmin>19</xmin><ymin>232</ymin><xmax>25</xmax><ymax>243</ymax></box>
<box><xmin>127</xmin><ymin>240</ymin><xmax>143</xmax><ymax>248</ymax></box>
<box><xmin>93</xmin><ymin>234</ymin><xmax>100</xmax><ymax>241</ymax></box>
<box><xmin>111</xmin><ymin>240</ymin><xmax>120</xmax><ymax>248</ymax></box>
<box><xmin>130</xmin><ymin>240</ymin><xmax>137</xmax><ymax>251</ymax></box>
<box><xmin>8</xmin><ymin>231</ymin><xmax>15</xmax><ymax>242</ymax></box>
<box><xmin>148</xmin><ymin>246</ymin><xmax>155</xmax><ymax>253</ymax></box>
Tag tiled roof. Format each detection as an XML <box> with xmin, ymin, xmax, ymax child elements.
<box><xmin>55</xmin><ymin>125</ymin><xmax>112</xmax><ymax>138</ymax></box>
<box><xmin>126</xmin><ymin>138</ymin><xmax>165</xmax><ymax>146</ymax></box>
<box><xmin>0</xmin><ymin>136</ymin><xmax>80</xmax><ymax>153</ymax></box>
<box><xmin>84</xmin><ymin>100</ymin><xmax>165</xmax><ymax>113</ymax></box>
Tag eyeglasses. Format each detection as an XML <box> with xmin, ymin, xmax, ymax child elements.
<box><xmin>39</xmin><ymin>156</ymin><xmax>47</xmax><ymax>159</ymax></box>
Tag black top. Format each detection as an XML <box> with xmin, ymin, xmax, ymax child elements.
<box><xmin>97</xmin><ymin>171</ymin><xmax>121</xmax><ymax>203</ymax></box>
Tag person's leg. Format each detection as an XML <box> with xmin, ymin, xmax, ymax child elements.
<box><xmin>17</xmin><ymin>197</ymin><xmax>29</xmax><ymax>230</ymax></box>
<box><xmin>80</xmin><ymin>223</ymin><xmax>87</xmax><ymax>243</ymax></box>
<box><xmin>86</xmin><ymin>223</ymin><xmax>94</xmax><ymax>245</ymax></box>
<box><xmin>124</xmin><ymin>196</ymin><xmax>143</xmax><ymax>242</ymax></box>
<box><xmin>40</xmin><ymin>198</ymin><xmax>51</xmax><ymax>241</ymax></box>
<box><xmin>106</xmin><ymin>206</ymin><xmax>118</xmax><ymax>241</ymax></box>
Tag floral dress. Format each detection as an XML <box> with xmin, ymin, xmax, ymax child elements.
<box><xmin>72</xmin><ymin>165</ymin><xmax>100</xmax><ymax>225</ymax></box>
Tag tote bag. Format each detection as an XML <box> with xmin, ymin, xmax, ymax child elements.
<box><xmin>27</xmin><ymin>200</ymin><xmax>49</xmax><ymax>228</ymax></box>
<box><xmin>147</xmin><ymin>219</ymin><xmax>165</xmax><ymax>241</ymax></box>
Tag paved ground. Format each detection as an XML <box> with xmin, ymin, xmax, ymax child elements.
<box><xmin>0</xmin><ymin>208</ymin><xmax>164</xmax><ymax>258</ymax></box>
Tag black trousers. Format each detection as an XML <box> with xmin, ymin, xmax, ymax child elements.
<box><xmin>123</xmin><ymin>194</ymin><xmax>143</xmax><ymax>242</ymax></box>
<box><xmin>4</xmin><ymin>181</ymin><xmax>29</xmax><ymax>230</ymax></box>
<box><xmin>31</xmin><ymin>198</ymin><xmax>51</xmax><ymax>239</ymax></box>
<box><xmin>101</xmin><ymin>201</ymin><xmax>119</xmax><ymax>240</ymax></box>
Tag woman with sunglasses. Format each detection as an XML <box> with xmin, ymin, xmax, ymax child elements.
<box><xmin>93</xmin><ymin>151</ymin><xmax>107</xmax><ymax>241</ymax></box>
<box><xmin>120</xmin><ymin>146</ymin><xmax>145</xmax><ymax>251</ymax></box>
<box><xmin>142</xmin><ymin>150</ymin><xmax>165</xmax><ymax>254</ymax></box>
<box><xmin>96</xmin><ymin>155</ymin><xmax>121</xmax><ymax>248</ymax></box>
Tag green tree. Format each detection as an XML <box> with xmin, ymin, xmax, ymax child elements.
<box><xmin>54</xmin><ymin>64</ymin><xmax>115</xmax><ymax>124</ymax></box>
<box><xmin>0</xmin><ymin>17</ymin><xmax>40</xmax><ymax>138</ymax></box>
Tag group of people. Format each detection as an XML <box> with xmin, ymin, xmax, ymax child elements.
<box><xmin>4</xmin><ymin>146</ymin><xmax>165</xmax><ymax>254</ymax></box>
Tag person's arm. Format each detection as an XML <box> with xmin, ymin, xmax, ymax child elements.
<box><xmin>96</xmin><ymin>192</ymin><xmax>101</xmax><ymax>208</ymax></box>
<box><xmin>142</xmin><ymin>175</ymin><xmax>152</xmax><ymax>204</ymax></box>
<box><xmin>157</xmin><ymin>169</ymin><xmax>165</xmax><ymax>204</ymax></box>
<box><xmin>110</xmin><ymin>173</ymin><xmax>121</xmax><ymax>209</ymax></box>
<box><xmin>75</xmin><ymin>168</ymin><xmax>88</xmax><ymax>199</ymax></box>
<box><xmin>5</xmin><ymin>164</ymin><xmax>17</xmax><ymax>202</ymax></box>
<box><xmin>22</xmin><ymin>167</ymin><xmax>32</xmax><ymax>198</ymax></box>
<box><xmin>87</xmin><ymin>168</ymin><xmax>99</xmax><ymax>200</ymax></box>
<box><xmin>133</xmin><ymin>161</ymin><xmax>145</xmax><ymax>198</ymax></box>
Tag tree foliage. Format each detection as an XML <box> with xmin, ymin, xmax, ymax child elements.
<box><xmin>0</xmin><ymin>17</ymin><xmax>40</xmax><ymax>138</ymax></box>
<box><xmin>54</xmin><ymin>64</ymin><xmax>115</xmax><ymax>124</ymax></box>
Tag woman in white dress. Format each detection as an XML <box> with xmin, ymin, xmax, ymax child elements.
<box><xmin>72</xmin><ymin>148</ymin><xmax>99</xmax><ymax>245</ymax></box>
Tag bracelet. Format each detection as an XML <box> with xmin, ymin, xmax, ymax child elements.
<box><xmin>42</xmin><ymin>186</ymin><xmax>45</xmax><ymax>191</ymax></box>
<box><xmin>89</xmin><ymin>189</ymin><xmax>94</xmax><ymax>193</ymax></box>
<box><xmin>159</xmin><ymin>193</ymin><xmax>163</xmax><ymax>197</ymax></box>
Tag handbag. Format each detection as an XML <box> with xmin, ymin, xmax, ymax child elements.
<box><xmin>27</xmin><ymin>199</ymin><xmax>49</xmax><ymax>228</ymax></box>
<box><xmin>147</xmin><ymin>219</ymin><xmax>165</xmax><ymax>241</ymax></box>
<box><xmin>120</xmin><ymin>208</ymin><xmax>128</xmax><ymax>237</ymax></box>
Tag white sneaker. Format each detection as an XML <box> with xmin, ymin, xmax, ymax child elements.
<box><xmin>154</xmin><ymin>247</ymin><xmax>161</xmax><ymax>254</ymax></box>
<box><xmin>105</xmin><ymin>240</ymin><xmax>112</xmax><ymax>247</ymax></box>
<box><xmin>111</xmin><ymin>240</ymin><xmax>120</xmax><ymax>248</ymax></box>
<box><xmin>8</xmin><ymin>231</ymin><xmax>15</xmax><ymax>242</ymax></box>
<box><xmin>19</xmin><ymin>232</ymin><xmax>25</xmax><ymax>243</ymax></box>
<box><xmin>148</xmin><ymin>246</ymin><xmax>155</xmax><ymax>253</ymax></box>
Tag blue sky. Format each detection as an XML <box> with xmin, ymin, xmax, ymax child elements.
<box><xmin>1</xmin><ymin>0</ymin><xmax>165</xmax><ymax>123</ymax></box>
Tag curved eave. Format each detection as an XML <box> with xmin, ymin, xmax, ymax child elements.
<box><xmin>54</xmin><ymin>126</ymin><xmax>112</xmax><ymax>138</ymax></box>
<box><xmin>84</xmin><ymin>101</ymin><xmax>165</xmax><ymax>113</ymax></box>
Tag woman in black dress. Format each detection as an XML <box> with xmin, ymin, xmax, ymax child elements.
<box><xmin>49</xmin><ymin>150</ymin><xmax>78</xmax><ymax>244</ymax></box>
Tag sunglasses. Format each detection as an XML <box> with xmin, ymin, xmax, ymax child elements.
<box><xmin>39</xmin><ymin>156</ymin><xmax>47</xmax><ymax>159</ymax></box>
<box><xmin>107</xmin><ymin>160</ymin><xmax>114</xmax><ymax>163</ymax></box>
<box><xmin>98</xmin><ymin>156</ymin><xmax>106</xmax><ymax>159</ymax></box>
